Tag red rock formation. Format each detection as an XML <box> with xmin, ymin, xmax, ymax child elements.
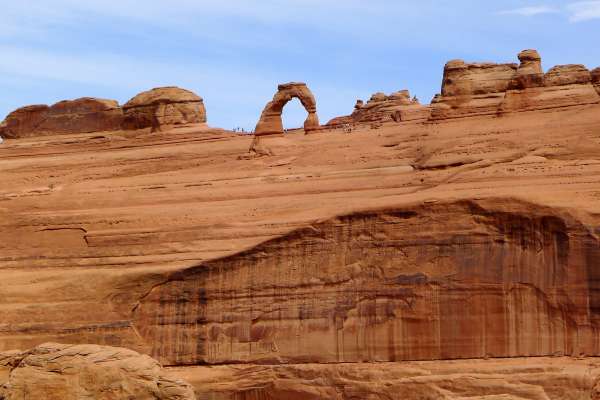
<box><xmin>431</xmin><ymin>50</ymin><xmax>600</xmax><ymax>120</ymax></box>
<box><xmin>592</xmin><ymin>67</ymin><xmax>600</xmax><ymax>94</ymax></box>
<box><xmin>254</xmin><ymin>82</ymin><xmax>320</xmax><ymax>135</ymax></box>
<box><xmin>0</xmin><ymin>343</ymin><xmax>196</xmax><ymax>400</ymax></box>
<box><xmin>508</xmin><ymin>49</ymin><xmax>544</xmax><ymax>89</ymax></box>
<box><xmin>122</xmin><ymin>87</ymin><xmax>206</xmax><ymax>132</ymax></box>
<box><xmin>3</xmin><ymin>50</ymin><xmax>600</xmax><ymax>399</ymax></box>
<box><xmin>133</xmin><ymin>199</ymin><xmax>600</xmax><ymax>365</ymax></box>
<box><xmin>326</xmin><ymin>90</ymin><xmax>430</xmax><ymax>126</ymax></box>
<box><xmin>0</xmin><ymin>98</ymin><xmax>123</xmax><ymax>139</ymax></box>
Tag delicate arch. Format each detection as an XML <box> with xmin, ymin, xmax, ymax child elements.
<box><xmin>254</xmin><ymin>82</ymin><xmax>320</xmax><ymax>135</ymax></box>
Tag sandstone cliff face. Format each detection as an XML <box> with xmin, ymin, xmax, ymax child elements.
<box><xmin>431</xmin><ymin>50</ymin><xmax>600</xmax><ymax>120</ymax></box>
<box><xmin>3</xmin><ymin>51</ymin><xmax>600</xmax><ymax>399</ymax></box>
<box><xmin>0</xmin><ymin>343</ymin><xmax>195</xmax><ymax>400</ymax></box>
<box><xmin>122</xmin><ymin>87</ymin><xmax>206</xmax><ymax>132</ymax></box>
<box><xmin>134</xmin><ymin>200</ymin><xmax>600</xmax><ymax>366</ymax></box>
<box><xmin>0</xmin><ymin>98</ymin><xmax>123</xmax><ymax>139</ymax></box>
<box><xmin>327</xmin><ymin>90</ymin><xmax>430</xmax><ymax>126</ymax></box>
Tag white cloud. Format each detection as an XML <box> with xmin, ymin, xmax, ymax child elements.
<box><xmin>567</xmin><ymin>1</ymin><xmax>600</xmax><ymax>21</ymax></box>
<box><xmin>498</xmin><ymin>5</ymin><xmax>559</xmax><ymax>16</ymax></box>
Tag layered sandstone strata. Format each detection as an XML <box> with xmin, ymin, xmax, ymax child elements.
<box><xmin>431</xmin><ymin>49</ymin><xmax>600</xmax><ymax>119</ymax></box>
<box><xmin>134</xmin><ymin>200</ymin><xmax>600</xmax><ymax>365</ymax></box>
<box><xmin>254</xmin><ymin>82</ymin><xmax>320</xmax><ymax>135</ymax></box>
<box><xmin>0</xmin><ymin>98</ymin><xmax>123</xmax><ymax>139</ymax></box>
<box><xmin>172</xmin><ymin>358</ymin><xmax>600</xmax><ymax>400</ymax></box>
<box><xmin>2</xmin><ymin>51</ymin><xmax>600</xmax><ymax>399</ymax></box>
<box><xmin>0</xmin><ymin>343</ymin><xmax>195</xmax><ymax>400</ymax></box>
<box><xmin>327</xmin><ymin>90</ymin><xmax>430</xmax><ymax>126</ymax></box>
<box><xmin>122</xmin><ymin>87</ymin><xmax>206</xmax><ymax>132</ymax></box>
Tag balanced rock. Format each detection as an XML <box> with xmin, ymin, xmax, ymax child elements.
<box><xmin>0</xmin><ymin>98</ymin><xmax>123</xmax><ymax>139</ymax></box>
<box><xmin>509</xmin><ymin>49</ymin><xmax>544</xmax><ymax>89</ymax></box>
<box><xmin>0</xmin><ymin>343</ymin><xmax>195</xmax><ymax>400</ymax></box>
<box><xmin>254</xmin><ymin>82</ymin><xmax>320</xmax><ymax>136</ymax></box>
<box><xmin>122</xmin><ymin>87</ymin><xmax>206</xmax><ymax>132</ymax></box>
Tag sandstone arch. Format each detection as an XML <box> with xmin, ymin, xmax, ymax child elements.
<box><xmin>254</xmin><ymin>82</ymin><xmax>320</xmax><ymax>135</ymax></box>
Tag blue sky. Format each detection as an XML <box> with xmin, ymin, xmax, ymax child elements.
<box><xmin>1</xmin><ymin>1</ymin><xmax>599</xmax><ymax>130</ymax></box>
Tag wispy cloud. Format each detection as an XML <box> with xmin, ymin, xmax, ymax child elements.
<box><xmin>567</xmin><ymin>1</ymin><xmax>600</xmax><ymax>21</ymax></box>
<box><xmin>498</xmin><ymin>6</ymin><xmax>559</xmax><ymax>16</ymax></box>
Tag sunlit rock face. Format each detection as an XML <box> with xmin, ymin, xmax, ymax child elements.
<box><xmin>0</xmin><ymin>98</ymin><xmax>123</xmax><ymax>139</ymax></box>
<box><xmin>431</xmin><ymin>50</ymin><xmax>600</xmax><ymax>120</ymax></box>
<box><xmin>122</xmin><ymin>86</ymin><xmax>206</xmax><ymax>132</ymax></box>
<box><xmin>134</xmin><ymin>200</ymin><xmax>600</xmax><ymax>366</ymax></box>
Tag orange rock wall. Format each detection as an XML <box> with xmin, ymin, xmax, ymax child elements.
<box><xmin>134</xmin><ymin>201</ymin><xmax>600</xmax><ymax>365</ymax></box>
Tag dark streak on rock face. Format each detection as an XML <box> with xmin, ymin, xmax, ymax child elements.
<box><xmin>133</xmin><ymin>199</ymin><xmax>599</xmax><ymax>366</ymax></box>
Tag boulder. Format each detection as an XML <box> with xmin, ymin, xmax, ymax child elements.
<box><xmin>544</xmin><ymin>64</ymin><xmax>592</xmax><ymax>86</ymax></box>
<box><xmin>440</xmin><ymin>60</ymin><xmax>517</xmax><ymax>97</ymax></box>
<box><xmin>0</xmin><ymin>99</ymin><xmax>123</xmax><ymax>139</ymax></box>
<box><xmin>0</xmin><ymin>343</ymin><xmax>195</xmax><ymax>400</ymax></box>
<box><xmin>122</xmin><ymin>87</ymin><xmax>206</xmax><ymax>132</ymax></box>
<box><xmin>254</xmin><ymin>82</ymin><xmax>320</xmax><ymax>136</ymax></box>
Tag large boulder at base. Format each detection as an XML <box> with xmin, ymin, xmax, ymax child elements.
<box><xmin>0</xmin><ymin>98</ymin><xmax>123</xmax><ymax>139</ymax></box>
<box><xmin>0</xmin><ymin>343</ymin><xmax>195</xmax><ymax>400</ymax></box>
<box><xmin>122</xmin><ymin>87</ymin><xmax>206</xmax><ymax>132</ymax></box>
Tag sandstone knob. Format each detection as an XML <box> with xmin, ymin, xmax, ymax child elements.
<box><xmin>544</xmin><ymin>64</ymin><xmax>591</xmax><ymax>86</ymax></box>
<box><xmin>122</xmin><ymin>86</ymin><xmax>206</xmax><ymax>131</ymax></box>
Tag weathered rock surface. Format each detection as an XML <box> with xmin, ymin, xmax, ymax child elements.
<box><xmin>508</xmin><ymin>49</ymin><xmax>544</xmax><ymax>90</ymax></box>
<box><xmin>134</xmin><ymin>199</ymin><xmax>600</xmax><ymax>365</ymax></box>
<box><xmin>254</xmin><ymin>82</ymin><xmax>320</xmax><ymax>135</ymax></box>
<box><xmin>122</xmin><ymin>87</ymin><xmax>206</xmax><ymax>132</ymax></box>
<box><xmin>2</xmin><ymin>51</ymin><xmax>600</xmax><ymax>399</ymax></box>
<box><xmin>431</xmin><ymin>50</ymin><xmax>600</xmax><ymax>120</ymax></box>
<box><xmin>0</xmin><ymin>98</ymin><xmax>123</xmax><ymax>139</ymax></box>
<box><xmin>170</xmin><ymin>357</ymin><xmax>600</xmax><ymax>399</ymax></box>
<box><xmin>0</xmin><ymin>343</ymin><xmax>195</xmax><ymax>400</ymax></box>
<box><xmin>0</xmin><ymin>87</ymin><xmax>206</xmax><ymax>139</ymax></box>
<box><xmin>327</xmin><ymin>90</ymin><xmax>430</xmax><ymax>126</ymax></box>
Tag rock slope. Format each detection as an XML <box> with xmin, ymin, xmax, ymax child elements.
<box><xmin>2</xmin><ymin>49</ymin><xmax>600</xmax><ymax>399</ymax></box>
